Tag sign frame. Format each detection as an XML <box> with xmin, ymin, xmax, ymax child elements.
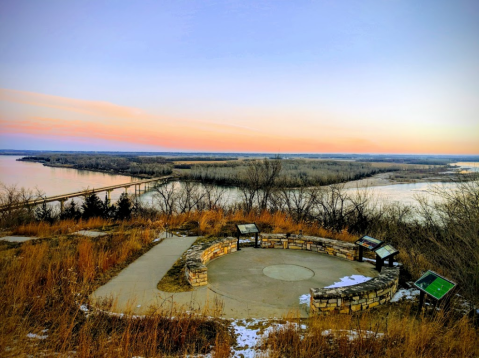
<box><xmin>235</xmin><ymin>223</ymin><xmax>261</xmax><ymax>250</ymax></box>
<box><xmin>355</xmin><ymin>235</ymin><xmax>384</xmax><ymax>262</ymax></box>
<box><xmin>413</xmin><ymin>270</ymin><xmax>456</xmax><ymax>301</ymax></box>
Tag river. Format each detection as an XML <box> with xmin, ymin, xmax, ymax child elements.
<box><xmin>0</xmin><ymin>155</ymin><xmax>476</xmax><ymax>210</ymax></box>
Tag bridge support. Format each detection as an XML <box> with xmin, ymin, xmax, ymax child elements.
<box><xmin>59</xmin><ymin>199</ymin><xmax>66</xmax><ymax>212</ymax></box>
<box><xmin>106</xmin><ymin>189</ymin><xmax>113</xmax><ymax>201</ymax></box>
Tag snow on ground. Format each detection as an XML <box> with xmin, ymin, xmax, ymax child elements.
<box><xmin>390</xmin><ymin>288</ymin><xmax>420</xmax><ymax>302</ymax></box>
<box><xmin>26</xmin><ymin>333</ymin><xmax>48</xmax><ymax>340</ymax></box>
<box><xmin>324</xmin><ymin>275</ymin><xmax>372</xmax><ymax>288</ymax></box>
<box><xmin>322</xmin><ymin>329</ymin><xmax>384</xmax><ymax>341</ymax></box>
<box><xmin>153</xmin><ymin>238</ymin><xmax>160</xmax><ymax>242</ymax></box>
<box><xmin>299</xmin><ymin>294</ymin><xmax>310</xmax><ymax>306</ymax></box>
<box><xmin>363</xmin><ymin>257</ymin><xmax>400</xmax><ymax>266</ymax></box>
<box><xmin>230</xmin><ymin>319</ymin><xmax>300</xmax><ymax>358</ymax></box>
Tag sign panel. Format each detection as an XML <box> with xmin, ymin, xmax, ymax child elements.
<box><xmin>236</xmin><ymin>223</ymin><xmax>259</xmax><ymax>235</ymax></box>
<box><xmin>355</xmin><ymin>235</ymin><xmax>383</xmax><ymax>251</ymax></box>
<box><xmin>414</xmin><ymin>270</ymin><xmax>456</xmax><ymax>300</ymax></box>
<box><xmin>374</xmin><ymin>244</ymin><xmax>399</xmax><ymax>259</ymax></box>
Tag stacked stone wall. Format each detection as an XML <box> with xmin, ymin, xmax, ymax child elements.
<box><xmin>260</xmin><ymin>233</ymin><xmax>358</xmax><ymax>261</ymax></box>
<box><xmin>185</xmin><ymin>237</ymin><xmax>238</xmax><ymax>287</ymax></box>
<box><xmin>310</xmin><ymin>267</ymin><xmax>400</xmax><ymax>315</ymax></box>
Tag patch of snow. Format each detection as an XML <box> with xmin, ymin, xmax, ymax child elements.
<box><xmin>391</xmin><ymin>288</ymin><xmax>420</xmax><ymax>303</ymax></box>
<box><xmin>363</xmin><ymin>257</ymin><xmax>400</xmax><ymax>266</ymax></box>
<box><xmin>79</xmin><ymin>304</ymin><xmax>89</xmax><ymax>313</ymax></box>
<box><xmin>153</xmin><ymin>238</ymin><xmax>160</xmax><ymax>242</ymax></box>
<box><xmin>27</xmin><ymin>333</ymin><xmax>48</xmax><ymax>340</ymax></box>
<box><xmin>239</xmin><ymin>239</ymin><xmax>251</xmax><ymax>243</ymax></box>
<box><xmin>230</xmin><ymin>319</ymin><xmax>298</xmax><ymax>358</ymax></box>
<box><xmin>322</xmin><ymin>329</ymin><xmax>384</xmax><ymax>341</ymax></box>
<box><xmin>325</xmin><ymin>275</ymin><xmax>372</xmax><ymax>288</ymax></box>
<box><xmin>299</xmin><ymin>294</ymin><xmax>310</xmax><ymax>306</ymax></box>
<box><xmin>137</xmin><ymin>305</ymin><xmax>141</xmax><ymax>308</ymax></box>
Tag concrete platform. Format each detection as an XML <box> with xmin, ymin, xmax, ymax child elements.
<box><xmin>92</xmin><ymin>242</ymin><xmax>378</xmax><ymax>319</ymax></box>
<box><xmin>205</xmin><ymin>248</ymin><xmax>378</xmax><ymax>317</ymax></box>
<box><xmin>0</xmin><ymin>236</ymin><xmax>41</xmax><ymax>243</ymax></box>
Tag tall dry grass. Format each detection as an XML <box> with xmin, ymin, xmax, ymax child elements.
<box><xmin>0</xmin><ymin>224</ymin><xmax>228</xmax><ymax>357</ymax></box>
<box><xmin>158</xmin><ymin>209</ymin><xmax>358</xmax><ymax>242</ymax></box>
<box><xmin>262</xmin><ymin>308</ymin><xmax>478</xmax><ymax>358</ymax></box>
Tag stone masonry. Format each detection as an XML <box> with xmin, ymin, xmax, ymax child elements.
<box><xmin>310</xmin><ymin>266</ymin><xmax>400</xmax><ymax>315</ymax></box>
<box><xmin>260</xmin><ymin>233</ymin><xmax>358</xmax><ymax>261</ymax></box>
<box><xmin>185</xmin><ymin>237</ymin><xmax>240</xmax><ymax>286</ymax></box>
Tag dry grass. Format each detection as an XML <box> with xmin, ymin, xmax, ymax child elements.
<box><xmin>158</xmin><ymin>209</ymin><xmax>358</xmax><ymax>243</ymax></box>
<box><xmin>0</xmin><ymin>222</ymin><xmax>229</xmax><ymax>357</ymax></box>
<box><xmin>262</xmin><ymin>306</ymin><xmax>478</xmax><ymax>358</ymax></box>
<box><xmin>2</xmin><ymin>213</ymin><xmax>477</xmax><ymax>357</ymax></box>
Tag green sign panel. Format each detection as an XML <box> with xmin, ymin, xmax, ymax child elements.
<box><xmin>237</xmin><ymin>223</ymin><xmax>259</xmax><ymax>235</ymax></box>
<box><xmin>414</xmin><ymin>270</ymin><xmax>456</xmax><ymax>300</ymax></box>
<box><xmin>374</xmin><ymin>244</ymin><xmax>399</xmax><ymax>259</ymax></box>
<box><xmin>355</xmin><ymin>235</ymin><xmax>383</xmax><ymax>250</ymax></box>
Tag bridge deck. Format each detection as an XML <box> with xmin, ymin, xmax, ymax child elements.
<box><xmin>1</xmin><ymin>175</ymin><xmax>175</xmax><ymax>210</ymax></box>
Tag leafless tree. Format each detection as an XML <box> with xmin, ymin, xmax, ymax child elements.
<box><xmin>153</xmin><ymin>182</ymin><xmax>178</xmax><ymax>216</ymax></box>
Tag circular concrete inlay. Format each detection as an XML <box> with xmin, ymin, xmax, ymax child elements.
<box><xmin>263</xmin><ymin>264</ymin><xmax>315</xmax><ymax>281</ymax></box>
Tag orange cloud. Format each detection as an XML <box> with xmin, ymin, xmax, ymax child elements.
<box><xmin>1</xmin><ymin>88</ymin><xmax>478</xmax><ymax>154</ymax></box>
<box><xmin>0</xmin><ymin>88</ymin><xmax>146</xmax><ymax>120</ymax></box>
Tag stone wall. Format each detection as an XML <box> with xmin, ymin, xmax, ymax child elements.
<box><xmin>185</xmin><ymin>237</ymin><xmax>239</xmax><ymax>287</ymax></box>
<box><xmin>310</xmin><ymin>267</ymin><xmax>400</xmax><ymax>314</ymax></box>
<box><xmin>260</xmin><ymin>233</ymin><xmax>358</xmax><ymax>261</ymax></box>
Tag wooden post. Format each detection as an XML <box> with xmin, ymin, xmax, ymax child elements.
<box><xmin>358</xmin><ymin>246</ymin><xmax>364</xmax><ymax>262</ymax></box>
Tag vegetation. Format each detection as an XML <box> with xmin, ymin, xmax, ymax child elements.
<box><xmin>19</xmin><ymin>154</ymin><xmax>173</xmax><ymax>177</ymax></box>
<box><xmin>183</xmin><ymin>158</ymin><xmax>395</xmax><ymax>187</ymax></box>
<box><xmin>1</xmin><ymin>165</ymin><xmax>478</xmax><ymax>357</ymax></box>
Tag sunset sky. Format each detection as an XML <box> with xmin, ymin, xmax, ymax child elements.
<box><xmin>1</xmin><ymin>1</ymin><xmax>478</xmax><ymax>154</ymax></box>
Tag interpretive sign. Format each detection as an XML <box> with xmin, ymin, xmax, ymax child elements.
<box><xmin>374</xmin><ymin>244</ymin><xmax>399</xmax><ymax>260</ymax></box>
<box><xmin>414</xmin><ymin>270</ymin><xmax>456</xmax><ymax>301</ymax></box>
<box><xmin>355</xmin><ymin>235</ymin><xmax>384</xmax><ymax>262</ymax></box>
<box><xmin>237</xmin><ymin>223</ymin><xmax>259</xmax><ymax>235</ymax></box>
<box><xmin>355</xmin><ymin>235</ymin><xmax>384</xmax><ymax>250</ymax></box>
<box><xmin>236</xmin><ymin>223</ymin><xmax>261</xmax><ymax>250</ymax></box>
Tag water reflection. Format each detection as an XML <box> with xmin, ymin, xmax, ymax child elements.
<box><xmin>0</xmin><ymin>155</ymin><xmax>466</xmax><ymax>212</ymax></box>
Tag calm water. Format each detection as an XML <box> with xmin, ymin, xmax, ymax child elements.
<box><xmin>0</xmin><ymin>156</ymin><xmax>140</xmax><ymax>202</ymax></box>
<box><xmin>0</xmin><ymin>155</ymin><xmax>471</xmax><ymax>210</ymax></box>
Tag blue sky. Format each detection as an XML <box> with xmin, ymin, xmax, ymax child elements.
<box><xmin>1</xmin><ymin>0</ymin><xmax>478</xmax><ymax>153</ymax></box>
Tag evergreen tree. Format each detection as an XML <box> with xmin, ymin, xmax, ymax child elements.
<box><xmin>115</xmin><ymin>193</ymin><xmax>132</xmax><ymax>220</ymax></box>
<box><xmin>60</xmin><ymin>199</ymin><xmax>82</xmax><ymax>220</ymax></box>
<box><xmin>82</xmin><ymin>193</ymin><xmax>103</xmax><ymax>219</ymax></box>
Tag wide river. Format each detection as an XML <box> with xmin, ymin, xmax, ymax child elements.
<box><xmin>0</xmin><ymin>155</ymin><xmax>475</xmax><ymax>210</ymax></box>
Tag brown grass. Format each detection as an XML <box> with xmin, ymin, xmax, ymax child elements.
<box><xmin>0</xmin><ymin>222</ymin><xmax>229</xmax><ymax>357</ymax></box>
<box><xmin>263</xmin><ymin>306</ymin><xmax>478</xmax><ymax>358</ymax></box>
<box><xmin>1</xmin><ymin>213</ymin><xmax>477</xmax><ymax>357</ymax></box>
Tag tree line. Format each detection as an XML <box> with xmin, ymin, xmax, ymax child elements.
<box><xmin>19</xmin><ymin>154</ymin><xmax>173</xmax><ymax>177</ymax></box>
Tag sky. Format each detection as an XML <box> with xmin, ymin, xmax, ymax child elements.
<box><xmin>1</xmin><ymin>0</ymin><xmax>478</xmax><ymax>154</ymax></box>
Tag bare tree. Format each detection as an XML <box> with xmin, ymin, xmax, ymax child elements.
<box><xmin>0</xmin><ymin>183</ymin><xmax>42</xmax><ymax>227</ymax></box>
<box><xmin>238</xmin><ymin>157</ymin><xmax>282</xmax><ymax>211</ymax></box>
<box><xmin>153</xmin><ymin>182</ymin><xmax>178</xmax><ymax>216</ymax></box>
<box><xmin>202</xmin><ymin>184</ymin><xmax>226</xmax><ymax>210</ymax></box>
<box><xmin>177</xmin><ymin>182</ymin><xmax>205</xmax><ymax>213</ymax></box>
